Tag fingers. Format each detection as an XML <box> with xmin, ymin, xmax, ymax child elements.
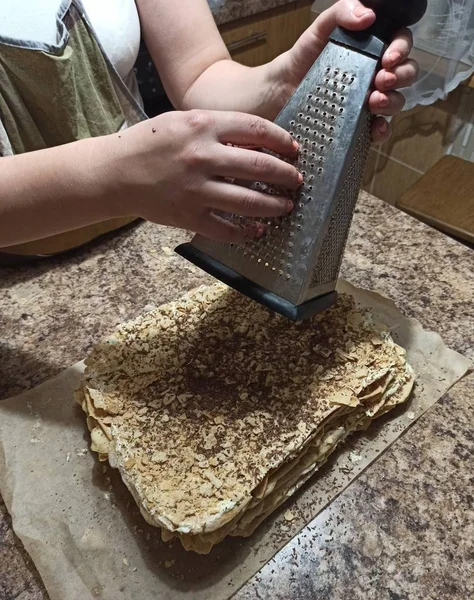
<box><xmin>214</xmin><ymin>147</ymin><xmax>302</xmax><ymax>190</ymax></box>
<box><xmin>196</xmin><ymin>212</ymin><xmax>264</xmax><ymax>244</ymax></box>
<box><xmin>369</xmin><ymin>90</ymin><xmax>406</xmax><ymax>116</ymax></box>
<box><xmin>311</xmin><ymin>0</ymin><xmax>376</xmax><ymax>44</ymax></box>
<box><xmin>382</xmin><ymin>28</ymin><xmax>414</xmax><ymax>70</ymax></box>
<box><xmin>203</xmin><ymin>180</ymin><xmax>294</xmax><ymax>218</ymax></box>
<box><xmin>371</xmin><ymin>117</ymin><xmax>392</xmax><ymax>145</ymax></box>
<box><xmin>213</xmin><ymin>112</ymin><xmax>298</xmax><ymax>158</ymax></box>
<box><xmin>374</xmin><ymin>59</ymin><xmax>419</xmax><ymax>92</ymax></box>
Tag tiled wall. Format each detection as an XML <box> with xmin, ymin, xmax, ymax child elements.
<box><xmin>362</xmin><ymin>85</ymin><xmax>474</xmax><ymax>205</ymax></box>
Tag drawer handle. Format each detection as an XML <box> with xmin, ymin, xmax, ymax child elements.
<box><xmin>226</xmin><ymin>31</ymin><xmax>267</xmax><ymax>52</ymax></box>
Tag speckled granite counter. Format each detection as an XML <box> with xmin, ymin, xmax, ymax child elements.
<box><xmin>209</xmin><ymin>0</ymin><xmax>305</xmax><ymax>26</ymax></box>
<box><xmin>0</xmin><ymin>192</ymin><xmax>473</xmax><ymax>599</ymax></box>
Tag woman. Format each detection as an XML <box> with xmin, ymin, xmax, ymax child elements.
<box><xmin>0</xmin><ymin>0</ymin><xmax>418</xmax><ymax>259</ymax></box>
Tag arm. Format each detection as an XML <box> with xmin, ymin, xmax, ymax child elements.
<box><xmin>137</xmin><ymin>0</ymin><xmax>418</xmax><ymax>141</ymax></box>
<box><xmin>0</xmin><ymin>111</ymin><xmax>300</xmax><ymax>247</ymax></box>
<box><xmin>0</xmin><ymin>136</ymin><xmax>124</xmax><ymax>247</ymax></box>
<box><xmin>136</xmin><ymin>0</ymin><xmax>275</xmax><ymax>116</ymax></box>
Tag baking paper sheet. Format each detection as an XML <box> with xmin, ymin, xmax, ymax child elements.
<box><xmin>0</xmin><ymin>281</ymin><xmax>471</xmax><ymax>600</ymax></box>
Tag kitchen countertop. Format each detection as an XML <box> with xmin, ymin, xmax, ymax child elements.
<box><xmin>0</xmin><ymin>192</ymin><xmax>473</xmax><ymax>599</ymax></box>
<box><xmin>209</xmin><ymin>0</ymin><xmax>306</xmax><ymax>26</ymax></box>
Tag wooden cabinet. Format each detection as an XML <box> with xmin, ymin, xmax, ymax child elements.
<box><xmin>398</xmin><ymin>156</ymin><xmax>474</xmax><ymax>244</ymax></box>
<box><xmin>219</xmin><ymin>1</ymin><xmax>313</xmax><ymax>67</ymax></box>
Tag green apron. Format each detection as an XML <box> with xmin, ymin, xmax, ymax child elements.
<box><xmin>0</xmin><ymin>0</ymin><xmax>147</xmax><ymax>263</ymax></box>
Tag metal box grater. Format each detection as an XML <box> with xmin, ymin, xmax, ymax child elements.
<box><xmin>177</xmin><ymin>0</ymin><xmax>427</xmax><ymax>321</ymax></box>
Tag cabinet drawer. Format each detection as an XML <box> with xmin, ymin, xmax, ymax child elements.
<box><xmin>220</xmin><ymin>1</ymin><xmax>312</xmax><ymax>67</ymax></box>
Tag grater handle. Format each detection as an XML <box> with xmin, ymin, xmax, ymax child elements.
<box><xmin>362</xmin><ymin>0</ymin><xmax>428</xmax><ymax>43</ymax></box>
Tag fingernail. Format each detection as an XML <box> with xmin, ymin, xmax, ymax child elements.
<box><xmin>292</xmin><ymin>140</ymin><xmax>300</xmax><ymax>152</ymax></box>
<box><xmin>384</xmin><ymin>72</ymin><xmax>397</xmax><ymax>88</ymax></box>
<box><xmin>387</xmin><ymin>51</ymin><xmax>401</xmax><ymax>66</ymax></box>
<box><xmin>379</xmin><ymin>94</ymin><xmax>390</xmax><ymax>108</ymax></box>
<box><xmin>353</xmin><ymin>6</ymin><xmax>372</xmax><ymax>18</ymax></box>
<box><xmin>379</xmin><ymin>120</ymin><xmax>388</xmax><ymax>134</ymax></box>
<box><xmin>287</xmin><ymin>200</ymin><xmax>294</xmax><ymax>213</ymax></box>
<box><xmin>297</xmin><ymin>172</ymin><xmax>304</xmax><ymax>184</ymax></box>
<box><xmin>254</xmin><ymin>223</ymin><xmax>265</xmax><ymax>239</ymax></box>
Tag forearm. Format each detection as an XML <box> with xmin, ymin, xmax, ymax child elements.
<box><xmin>137</xmin><ymin>0</ymin><xmax>285</xmax><ymax>119</ymax></box>
<box><xmin>0</xmin><ymin>136</ymin><xmax>125</xmax><ymax>247</ymax></box>
<box><xmin>181</xmin><ymin>59</ymin><xmax>286</xmax><ymax>120</ymax></box>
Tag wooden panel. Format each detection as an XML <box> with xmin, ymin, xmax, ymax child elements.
<box><xmin>220</xmin><ymin>1</ymin><xmax>312</xmax><ymax>67</ymax></box>
<box><xmin>398</xmin><ymin>156</ymin><xmax>474</xmax><ymax>244</ymax></box>
<box><xmin>380</xmin><ymin>87</ymin><xmax>462</xmax><ymax>175</ymax></box>
<box><xmin>462</xmin><ymin>73</ymin><xmax>474</xmax><ymax>88</ymax></box>
<box><xmin>371</xmin><ymin>155</ymin><xmax>422</xmax><ymax>206</ymax></box>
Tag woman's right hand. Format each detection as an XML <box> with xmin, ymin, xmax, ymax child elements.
<box><xmin>113</xmin><ymin>109</ymin><xmax>302</xmax><ymax>242</ymax></box>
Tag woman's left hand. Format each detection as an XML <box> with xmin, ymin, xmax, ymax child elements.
<box><xmin>268</xmin><ymin>0</ymin><xmax>419</xmax><ymax>143</ymax></box>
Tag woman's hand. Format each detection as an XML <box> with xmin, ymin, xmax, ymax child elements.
<box><xmin>115</xmin><ymin>110</ymin><xmax>301</xmax><ymax>242</ymax></box>
<box><xmin>139</xmin><ymin>0</ymin><xmax>418</xmax><ymax>144</ymax></box>
<box><xmin>268</xmin><ymin>0</ymin><xmax>419</xmax><ymax>143</ymax></box>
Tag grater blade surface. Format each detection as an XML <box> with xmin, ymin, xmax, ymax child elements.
<box><xmin>177</xmin><ymin>39</ymin><xmax>379</xmax><ymax>318</ymax></box>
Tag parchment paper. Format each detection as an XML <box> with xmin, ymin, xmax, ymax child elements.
<box><xmin>0</xmin><ymin>282</ymin><xmax>471</xmax><ymax>600</ymax></box>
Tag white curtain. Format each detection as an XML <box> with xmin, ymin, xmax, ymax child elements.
<box><xmin>403</xmin><ymin>0</ymin><xmax>474</xmax><ymax>109</ymax></box>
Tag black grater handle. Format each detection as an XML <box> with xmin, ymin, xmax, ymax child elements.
<box><xmin>362</xmin><ymin>0</ymin><xmax>428</xmax><ymax>44</ymax></box>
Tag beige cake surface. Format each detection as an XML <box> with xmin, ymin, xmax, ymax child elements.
<box><xmin>77</xmin><ymin>284</ymin><xmax>414</xmax><ymax>553</ymax></box>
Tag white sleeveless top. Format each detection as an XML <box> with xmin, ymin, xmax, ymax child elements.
<box><xmin>0</xmin><ymin>0</ymin><xmax>142</xmax><ymax>98</ymax></box>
